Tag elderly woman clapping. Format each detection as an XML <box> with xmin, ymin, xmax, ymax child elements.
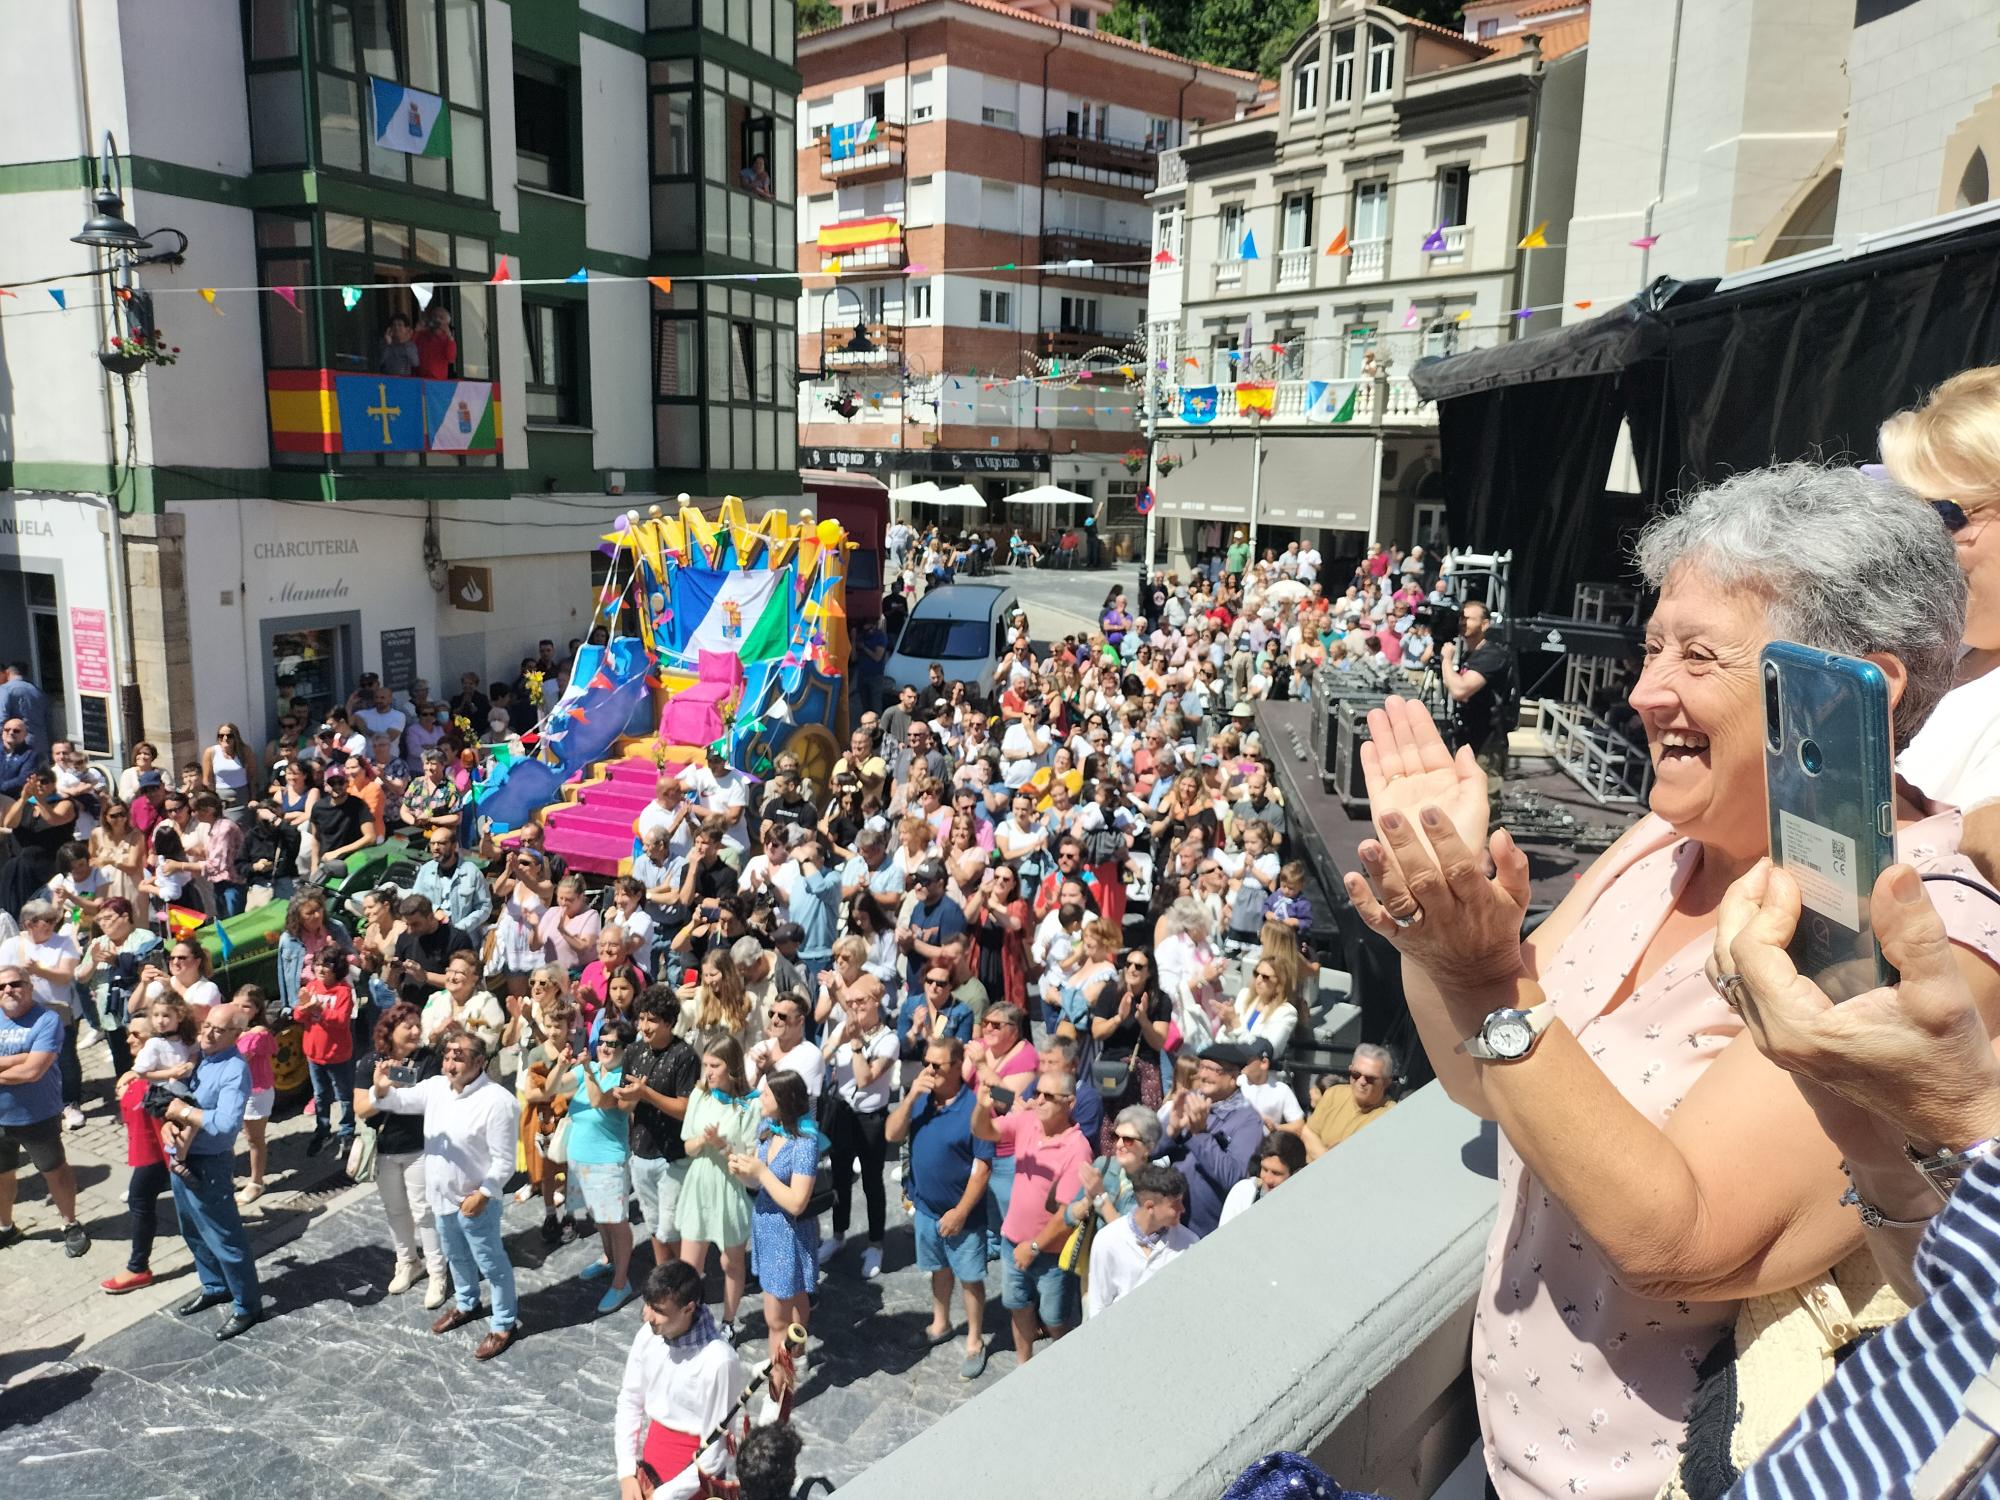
<box><xmin>1343</xmin><ymin>464</ymin><xmax>2000</xmax><ymax>1500</ymax></box>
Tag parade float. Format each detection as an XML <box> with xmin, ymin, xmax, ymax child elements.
<box><xmin>471</xmin><ymin>495</ymin><xmax>853</xmax><ymax>874</ymax></box>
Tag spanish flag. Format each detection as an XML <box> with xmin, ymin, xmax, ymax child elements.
<box><xmin>166</xmin><ymin>905</ymin><xmax>209</xmax><ymax>941</ymax></box>
<box><xmin>1235</xmin><ymin>382</ymin><xmax>1276</xmax><ymax>416</ymax></box>
<box><xmin>816</xmin><ymin>216</ymin><xmax>903</xmax><ymax>253</ymax></box>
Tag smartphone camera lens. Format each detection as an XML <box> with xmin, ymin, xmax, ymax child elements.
<box><xmin>1763</xmin><ymin>661</ymin><xmax>1783</xmax><ymax>753</ymax></box>
<box><xmin>1798</xmin><ymin>737</ymin><xmax>1824</xmax><ymax>776</ymax></box>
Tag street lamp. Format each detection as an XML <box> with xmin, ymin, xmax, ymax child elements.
<box><xmin>71</xmin><ymin>136</ymin><xmax>151</xmax><ymax>253</ymax></box>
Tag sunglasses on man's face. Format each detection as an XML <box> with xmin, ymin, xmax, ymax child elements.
<box><xmin>1348</xmin><ymin>1070</ymin><xmax>1385</xmax><ymax>1085</ymax></box>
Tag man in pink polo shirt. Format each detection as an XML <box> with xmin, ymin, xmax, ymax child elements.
<box><xmin>971</xmin><ymin>1070</ymin><xmax>1092</xmax><ymax>1367</ymax></box>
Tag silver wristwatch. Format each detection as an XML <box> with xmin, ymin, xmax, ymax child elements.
<box><xmin>1458</xmin><ymin>1001</ymin><xmax>1556</xmax><ymax>1062</ymax></box>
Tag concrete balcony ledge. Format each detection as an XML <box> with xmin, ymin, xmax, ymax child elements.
<box><xmin>840</xmin><ymin>1084</ymin><xmax>1498</xmax><ymax>1499</ymax></box>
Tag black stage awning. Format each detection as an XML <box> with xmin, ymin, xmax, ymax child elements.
<box><xmin>1410</xmin><ymin>211</ymin><xmax>2000</xmax><ymax>616</ymax></box>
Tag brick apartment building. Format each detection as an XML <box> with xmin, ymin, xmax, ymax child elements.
<box><xmin>794</xmin><ymin>0</ymin><xmax>1259</xmax><ymax>552</ymax></box>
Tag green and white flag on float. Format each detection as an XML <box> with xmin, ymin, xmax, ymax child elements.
<box><xmin>424</xmin><ymin>380</ymin><xmax>497</xmax><ymax>452</ymax></box>
<box><xmin>371</xmin><ymin>78</ymin><xmax>453</xmax><ymax>158</ymax></box>
<box><xmin>685</xmin><ymin>571</ymin><xmax>791</xmax><ymax>659</ymax></box>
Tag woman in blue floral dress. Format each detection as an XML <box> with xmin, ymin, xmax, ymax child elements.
<box><xmin>729</xmin><ymin>1069</ymin><xmax>819</xmax><ymax>1388</ymax></box>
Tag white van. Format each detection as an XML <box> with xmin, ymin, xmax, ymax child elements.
<box><xmin>882</xmin><ymin>583</ymin><xmax>1020</xmax><ymax>697</ymax></box>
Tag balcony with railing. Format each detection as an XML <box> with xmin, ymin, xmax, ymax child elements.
<box><xmin>1426</xmin><ymin>223</ymin><xmax>1470</xmax><ymax>270</ymax></box>
<box><xmin>1040</xmin><ymin>229</ymin><xmax>1150</xmax><ymax>286</ymax></box>
<box><xmin>1037</xmin><ymin>327</ymin><xmax>1133</xmax><ymax>361</ymax></box>
<box><xmin>818</xmin><ymin>320</ymin><xmax>905</xmax><ymax>373</ymax></box>
<box><xmin>1157</xmin><ymin>375</ymin><xmax>1438</xmax><ymax>427</ymax></box>
<box><xmin>817</xmin><ymin>118</ymin><xmax>905</xmax><ymax>178</ymax></box>
<box><xmin>1275</xmin><ymin>246</ymin><xmax>1315</xmax><ymax>291</ymax></box>
<box><xmin>1348</xmin><ymin>235</ymin><xmax>1388</xmax><ymax>283</ymax></box>
<box><xmin>1213</xmin><ymin>256</ymin><xmax>1247</xmax><ymax>293</ymax></box>
<box><xmin>837</xmin><ymin>1083</ymin><xmax>1494</xmax><ymax>1499</ymax></box>
<box><xmin>814</xmin><ymin>216</ymin><xmax>906</xmax><ymax>275</ymax></box>
<box><xmin>1043</xmin><ymin>128</ymin><xmax>1158</xmax><ymax>193</ymax></box>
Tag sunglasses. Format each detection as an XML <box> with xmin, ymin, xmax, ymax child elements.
<box><xmin>924</xmin><ymin>977</ymin><xmax>952</xmax><ymax>988</ymax></box>
<box><xmin>1255</xmin><ymin>969</ymin><xmax>1277</xmax><ymax>981</ymax></box>
<box><xmin>1348</xmin><ymin>1070</ymin><xmax>1385</xmax><ymax>1085</ymax></box>
<box><xmin>1932</xmin><ymin>498</ymin><xmax>1989</xmax><ymax>536</ymax></box>
<box><xmin>1126</xmin><ymin>959</ymin><xmax>1149</xmax><ymax>970</ymax></box>
<box><xmin>1113</xmin><ymin>1131</ymin><xmax>1144</xmax><ymax>1144</ymax></box>
<box><xmin>0</xmin><ymin>979</ymin><xmax>25</xmax><ymax>991</ymax></box>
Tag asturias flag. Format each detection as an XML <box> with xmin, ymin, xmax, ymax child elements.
<box><xmin>334</xmin><ymin>374</ymin><xmax>426</xmax><ymax>453</ymax></box>
<box><xmin>372</xmin><ymin>78</ymin><xmax>453</xmax><ymax>158</ymax></box>
<box><xmin>828</xmin><ymin>117</ymin><xmax>880</xmax><ymax>161</ymax></box>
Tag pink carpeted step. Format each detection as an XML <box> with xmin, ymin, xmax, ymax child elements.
<box><xmin>541</xmin><ymin>826</ymin><xmax>629</xmax><ymax>877</ymax></box>
<box><xmin>545</xmin><ymin>805</ymin><xmax>641</xmax><ymax>841</ymax></box>
<box><xmin>572</xmin><ymin>783</ymin><xmax>653</xmax><ymax>813</ymax></box>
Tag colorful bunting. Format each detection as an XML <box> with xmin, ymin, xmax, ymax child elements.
<box><xmin>1573</xmin><ymin>299</ymin><xmax>1594</xmax><ymax>310</ymax></box>
<box><xmin>1153</xmin><ymin>248</ymin><xmax>1175</xmax><ymax>266</ymax></box>
<box><xmin>1629</xmin><ymin>234</ymin><xmax>1660</xmax><ymax>250</ymax></box>
<box><xmin>340</xmin><ymin>285</ymin><xmax>363</xmax><ymax>311</ymax></box>
<box><xmin>412</xmin><ymin>282</ymin><xmax>434</xmax><ymax>310</ymax></box>
<box><xmin>48</xmin><ymin>289</ymin><xmax>67</xmax><ymax>310</ymax></box>
<box><xmin>489</xmin><ymin>255</ymin><xmax>513</xmax><ymax>284</ymax></box>
<box><xmin>1420</xmin><ymin>225</ymin><xmax>1448</xmax><ymax>253</ymax></box>
<box><xmin>1455</xmin><ymin>309</ymin><xmax>1473</xmax><ymax>323</ymax></box>
<box><xmin>648</xmin><ymin>276</ymin><xmax>673</xmax><ymax>296</ymax></box>
<box><xmin>1511</xmin><ymin>307</ymin><xmax>1536</xmax><ymax>320</ymax></box>
<box><xmin>566</xmin><ymin>267</ymin><xmax>589</xmax><ymax>283</ymax></box>
<box><xmin>1238</xmin><ymin>230</ymin><xmax>1258</xmax><ymax>261</ymax></box>
<box><xmin>1518</xmin><ymin>221</ymin><xmax>1549</xmax><ymax>250</ymax></box>
<box><xmin>199</xmin><ymin>288</ymin><xmax>220</xmax><ymax>312</ymax></box>
<box><xmin>1324</xmin><ymin>228</ymin><xmax>1350</xmax><ymax>257</ymax></box>
<box><xmin>1401</xmin><ymin>305</ymin><xmax>1420</xmax><ymax>330</ymax></box>
<box><xmin>273</xmin><ymin>287</ymin><xmax>298</xmax><ymax>311</ymax></box>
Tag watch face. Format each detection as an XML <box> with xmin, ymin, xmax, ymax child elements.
<box><xmin>1486</xmin><ymin>1016</ymin><xmax>1534</xmax><ymax>1059</ymax></box>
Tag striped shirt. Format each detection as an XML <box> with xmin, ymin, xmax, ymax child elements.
<box><xmin>1734</xmin><ymin>1150</ymin><xmax>2000</xmax><ymax>1499</ymax></box>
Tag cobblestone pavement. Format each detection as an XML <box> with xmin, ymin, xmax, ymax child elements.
<box><xmin>1</xmin><ymin>1042</ymin><xmax>1010</xmax><ymax>1496</ymax></box>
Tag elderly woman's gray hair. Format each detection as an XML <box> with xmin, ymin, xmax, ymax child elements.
<box><xmin>729</xmin><ymin>936</ymin><xmax>767</xmax><ymax>972</ymax></box>
<box><xmin>1114</xmin><ymin>1104</ymin><xmax>1164</xmax><ymax>1153</ymax></box>
<box><xmin>1634</xmin><ymin>463</ymin><xmax>1964</xmax><ymax>748</ymax></box>
<box><xmin>18</xmin><ymin>899</ymin><xmax>59</xmax><ymax>927</ymax></box>
<box><xmin>1165</xmin><ymin>896</ymin><xmax>1213</xmax><ymax>940</ymax></box>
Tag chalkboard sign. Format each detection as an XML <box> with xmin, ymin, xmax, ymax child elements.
<box><xmin>380</xmin><ymin>627</ymin><xmax>418</xmax><ymax>692</ymax></box>
<box><xmin>77</xmin><ymin>693</ymin><xmax>111</xmax><ymax>756</ymax></box>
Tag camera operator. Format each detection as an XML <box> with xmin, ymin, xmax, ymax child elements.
<box><xmin>1437</xmin><ymin>599</ymin><xmax>1513</xmax><ymax>791</ymax></box>
<box><xmin>154</xmin><ymin>1003</ymin><xmax>262</xmax><ymax>1339</ymax></box>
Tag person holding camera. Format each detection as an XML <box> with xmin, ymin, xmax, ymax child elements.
<box><xmin>352</xmin><ymin>1000</ymin><xmax>449</xmax><ymax>1306</ymax></box>
<box><xmin>1437</xmin><ymin>598</ymin><xmax>1513</xmax><ymax>789</ymax></box>
<box><xmin>369</xmin><ymin>1025</ymin><xmax>521</xmax><ymax>1360</ymax></box>
<box><xmin>153</xmin><ymin>1005</ymin><xmax>261</xmax><ymax>1339</ymax></box>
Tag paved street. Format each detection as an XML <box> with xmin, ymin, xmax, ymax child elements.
<box><xmin>0</xmin><ymin>1045</ymin><xmax>1013</xmax><ymax>1496</ymax></box>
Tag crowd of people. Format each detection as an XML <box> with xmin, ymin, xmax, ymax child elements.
<box><xmin>14</xmin><ymin>373</ymin><xmax>2000</xmax><ymax>1500</ymax></box>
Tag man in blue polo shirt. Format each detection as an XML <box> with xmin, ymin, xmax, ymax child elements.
<box><xmin>886</xmin><ymin>1034</ymin><xmax>993</xmax><ymax>1380</ymax></box>
<box><xmin>156</xmin><ymin>1004</ymin><xmax>262</xmax><ymax>1340</ymax></box>
<box><xmin>0</xmin><ymin>963</ymin><xmax>88</xmax><ymax>1255</ymax></box>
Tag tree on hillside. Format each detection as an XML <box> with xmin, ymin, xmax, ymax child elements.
<box><xmin>1100</xmin><ymin>0</ymin><xmax>1468</xmax><ymax>75</ymax></box>
<box><xmin>799</xmin><ymin>0</ymin><xmax>839</xmax><ymax>33</ymax></box>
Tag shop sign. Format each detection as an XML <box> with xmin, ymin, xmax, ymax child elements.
<box><xmin>70</xmin><ymin>607</ymin><xmax>112</xmax><ymax>693</ymax></box>
<box><xmin>447</xmin><ymin>564</ymin><xmax>493</xmax><ymax>613</ymax></box>
<box><xmin>802</xmin><ymin>447</ymin><xmax>893</xmax><ymax>472</ymax></box>
<box><xmin>380</xmin><ymin>627</ymin><xmax>418</xmax><ymax>690</ymax></box>
<box><xmin>923</xmin><ymin>450</ymin><xmax>1051</xmax><ymax>474</ymax></box>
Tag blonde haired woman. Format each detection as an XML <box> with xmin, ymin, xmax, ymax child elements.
<box><xmin>1880</xmin><ymin>367</ymin><xmax>2000</xmax><ymax>812</ymax></box>
<box><xmin>679</xmin><ymin>948</ymin><xmax>755</xmax><ymax>1057</ymax></box>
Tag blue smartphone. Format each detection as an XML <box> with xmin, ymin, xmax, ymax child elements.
<box><xmin>1760</xmin><ymin>642</ymin><xmax>1898</xmax><ymax>1000</ymax></box>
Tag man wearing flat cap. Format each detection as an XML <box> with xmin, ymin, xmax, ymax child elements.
<box><xmin>1162</xmin><ymin>1040</ymin><xmax>1266</xmax><ymax>1237</ymax></box>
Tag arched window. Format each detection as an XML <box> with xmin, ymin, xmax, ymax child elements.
<box><xmin>1765</xmin><ymin>169</ymin><xmax>1840</xmax><ymax>262</ymax></box>
<box><xmin>1959</xmin><ymin>148</ymin><xmax>1991</xmax><ymax>210</ymax></box>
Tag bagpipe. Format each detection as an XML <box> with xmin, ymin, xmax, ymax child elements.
<box><xmin>636</xmin><ymin>1322</ymin><xmax>808</xmax><ymax>1499</ymax></box>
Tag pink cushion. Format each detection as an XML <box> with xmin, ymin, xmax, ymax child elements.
<box><xmin>697</xmin><ymin>649</ymin><xmax>744</xmax><ymax>687</ymax></box>
<box><xmin>659</xmin><ymin>652</ymin><xmax>743</xmax><ymax>744</ymax></box>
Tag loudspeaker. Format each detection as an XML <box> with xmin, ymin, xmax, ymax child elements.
<box><xmin>1326</xmin><ymin>690</ymin><xmax>1446</xmax><ymax>810</ymax></box>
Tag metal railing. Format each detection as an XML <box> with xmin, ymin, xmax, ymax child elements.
<box><xmin>1043</xmin><ymin>128</ymin><xmax>1158</xmax><ymax>192</ymax></box>
<box><xmin>1037</xmin><ymin>328</ymin><xmax>1133</xmax><ymax>360</ymax></box>
<box><xmin>1040</xmin><ymin>229</ymin><xmax>1150</xmax><ymax>285</ymax></box>
<box><xmin>1156</xmin><ymin>375</ymin><xmax>1438</xmax><ymax>426</ymax></box>
<box><xmin>817</xmin><ymin>118</ymin><xmax>906</xmax><ymax>177</ymax></box>
<box><xmin>818</xmin><ymin>320</ymin><xmax>905</xmax><ymax>371</ymax></box>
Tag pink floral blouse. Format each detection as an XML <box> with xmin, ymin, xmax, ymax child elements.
<box><xmin>1477</xmin><ymin>810</ymin><xmax>2000</xmax><ymax>1499</ymax></box>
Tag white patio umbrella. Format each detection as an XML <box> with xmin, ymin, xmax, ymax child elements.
<box><xmin>1003</xmin><ymin>483</ymin><xmax>1096</xmax><ymax>507</ymax></box>
<box><xmin>929</xmin><ymin>483</ymin><xmax>987</xmax><ymax>509</ymax></box>
<box><xmin>888</xmin><ymin>480</ymin><xmax>943</xmax><ymax>504</ymax></box>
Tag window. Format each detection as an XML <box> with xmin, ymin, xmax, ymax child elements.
<box><xmin>1367</xmin><ymin>27</ymin><xmax>1395</xmax><ymax>97</ymax></box>
<box><xmin>864</xmin><ymin>84</ymin><xmax>886</xmax><ymax>121</ymax></box>
<box><xmin>1292</xmin><ymin>60</ymin><xmax>1319</xmax><ymax>115</ymax></box>
<box><xmin>1069</xmin><ymin>5</ymin><xmax>1091</xmax><ymax>27</ymax></box>
<box><xmin>1145</xmin><ymin>116</ymin><xmax>1175</xmax><ymax>150</ymax></box>
<box><xmin>689</xmin><ymin>284</ymin><xmax>793</xmax><ymax>476</ymax></box>
<box><xmin>1273</xmin><ymin>328</ymin><xmax>1305</xmax><ymax>379</ymax></box>
<box><xmin>316</xmin><ymin>0</ymin><xmax>487</xmax><ymax>199</ymax></box>
<box><xmin>907</xmin><ymin>176</ymin><xmax>935</xmax><ymax>227</ymax></box>
<box><xmin>1343</xmin><ymin>325</ymin><xmax>1376</xmax><ymax>379</ymax></box>
<box><xmin>909</xmin><ymin>280</ymin><xmax>934</xmax><ymax>322</ymax></box>
<box><xmin>910</xmin><ymin>70</ymin><xmax>936</xmax><ymax>122</ymax></box>
<box><xmin>1476</xmin><ymin>17</ymin><xmax>1499</xmax><ymax>39</ymax></box>
<box><xmin>1065</xmin><ymin>103</ymin><xmax>1108</xmax><ymax>139</ymax></box>
<box><xmin>980</xmin><ymin>180</ymin><xmax>1017</xmax><ymax>232</ymax></box>
<box><xmin>1058</xmin><ymin>296</ymin><xmax>1100</xmax><ymax>333</ymax></box>
<box><xmin>1434</xmin><ymin>163</ymin><xmax>1469</xmax><ymax>228</ymax></box>
<box><xmin>649</xmin><ymin>59</ymin><xmax>698</xmax><ymax>251</ymax></box>
<box><xmin>1154</xmin><ymin>207</ymin><xmax>1183</xmax><ymax>262</ymax></box>
<box><xmin>1217</xmin><ymin>202</ymin><xmax>1244</xmax><ymax>257</ymax></box>
<box><xmin>514</xmin><ymin>58</ymin><xmax>579</xmax><ymax>195</ymax></box>
<box><xmin>1423</xmin><ymin>322</ymin><xmax>1459</xmax><ymax>360</ymax></box>
<box><xmin>1281</xmin><ymin>191</ymin><xmax>1313</xmax><ymax>251</ymax></box>
<box><xmin>805</xmin><ymin>95</ymin><xmax>834</xmax><ymax>140</ymax></box>
<box><xmin>982</xmin><ymin>78</ymin><xmax>1019</xmax><ymax>130</ymax></box>
<box><xmin>523</xmin><ymin>301</ymin><xmax>584</xmax><ymax>425</ymax></box>
<box><xmin>650</xmin><ymin>59</ymin><xmax>794</xmax><ymax>267</ymax></box>
<box><xmin>1332</xmin><ymin>30</ymin><xmax>1355</xmax><ymax>103</ymax></box>
<box><xmin>1106</xmin><ymin>478</ymin><xmax>1139</xmax><ymax>525</ymax></box>
<box><xmin>978</xmin><ymin>289</ymin><xmax>1013</xmax><ymax>326</ymax></box>
<box><xmin>1352</xmin><ymin>178</ymin><xmax>1388</xmax><ymax>242</ymax></box>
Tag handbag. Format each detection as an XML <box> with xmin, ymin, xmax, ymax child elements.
<box><xmin>1659</xmin><ymin>1247</ymin><xmax>1906</xmax><ymax>1500</ymax></box>
<box><xmin>345</xmin><ymin>1123</ymin><xmax>379</xmax><ymax>1184</ymax></box>
<box><xmin>1090</xmin><ymin>1036</ymin><xmax>1142</xmax><ymax>1097</ymax></box>
<box><xmin>544</xmin><ymin>1115</ymin><xmax>572</xmax><ymax>1166</ymax></box>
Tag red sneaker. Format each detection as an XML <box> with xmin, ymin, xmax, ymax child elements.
<box><xmin>101</xmin><ymin>1269</ymin><xmax>154</xmax><ymax>1295</ymax></box>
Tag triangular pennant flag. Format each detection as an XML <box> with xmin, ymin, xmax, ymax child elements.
<box><xmin>1421</xmin><ymin>225</ymin><xmax>1448</xmax><ymax>253</ymax></box>
<box><xmin>1573</xmin><ymin>299</ymin><xmax>1594</xmax><ymax>310</ymax></box>
<box><xmin>1517</xmin><ymin>220</ymin><xmax>1549</xmax><ymax>250</ymax></box>
<box><xmin>1324</xmin><ymin>228</ymin><xmax>1350</xmax><ymax>257</ymax></box>
<box><xmin>828</xmin><ymin>257</ymin><xmax>841</xmax><ymax>277</ymax></box>
<box><xmin>199</xmin><ymin>288</ymin><xmax>219</xmax><ymax>310</ymax></box>
<box><xmin>997</xmin><ymin>262</ymin><xmax>1016</xmax><ymax>271</ymax></box>
<box><xmin>489</xmin><ymin>255</ymin><xmax>512</xmax><ymax>284</ymax></box>
<box><xmin>1454</xmin><ymin>309</ymin><xmax>1473</xmax><ymax>323</ymax></box>
<box><xmin>412</xmin><ymin>282</ymin><xmax>434</xmax><ymax>310</ymax></box>
<box><xmin>566</xmin><ymin>267</ymin><xmax>589</xmax><ymax>283</ymax></box>
<box><xmin>1629</xmin><ymin>234</ymin><xmax>1660</xmax><ymax>250</ymax></box>
<box><xmin>49</xmin><ymin>289</ymin><xmax>67</xmax><ymax>310</ymax></box>
<box><xmin>905</xmin><ymin>263</ymin><xmax>927</xmax><ymax>275</ymax></box>
<box><xmin>340</xmin><ymin>285</ymin><xmax>363</xmax><ymax>311</ymax></box>
<box><xmin>273</xmin><ymin>287</ymin><xmax>297</xmax><ymax>311</ymax></box>
<box><xmin>1401</xmin><ymin>305</ymin><xmax>1420</xmax><ymax>330</ymax></box>
<box><xmin>1184</xmin><ymin>356</ymin><xmax>1199</xmax><ymax>367</ymax></box>
<box><xmin>1239</xmin><ymin>229</ymin><xmax>1258</xmax><ymax>261</ymax></box>
<box><xmin>1153</xmin><ymin>248</ymin><xmax>1175</xmax><ymax>266</ymax></box>
<box><xmin>0</xmin><ymin>289</ymin><xmax>14</xmax><ymax>299</ymax></box>
<box><xmin>647</xmin><ymin>276</ymin><xmax>673</xmax><ymax>296</ymax></box>
<box><xmin>1511</xmin><ymin>306</ymin><xmax>1536</xmax><ymax>320</ymax></box>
